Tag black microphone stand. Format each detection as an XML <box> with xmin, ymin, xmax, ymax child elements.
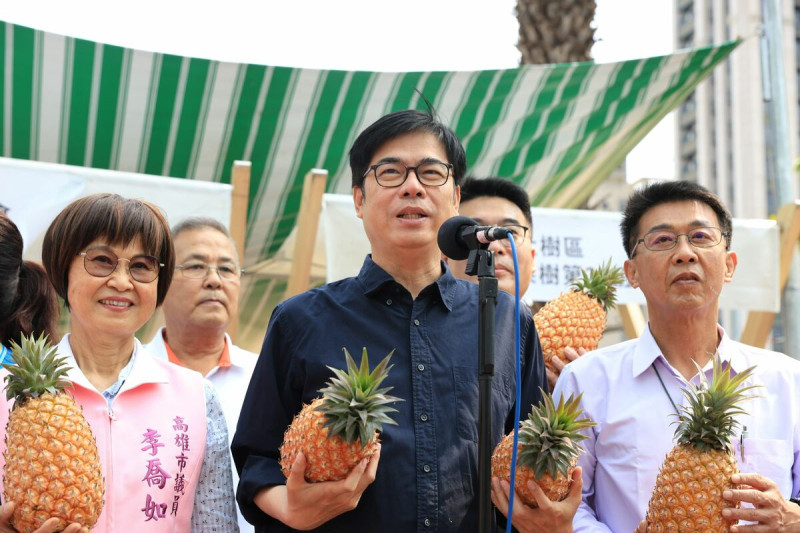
<box><xmin>465</xmin><ymin>245</ymin><xmax>497</xmax><ymax>533</ymax></box>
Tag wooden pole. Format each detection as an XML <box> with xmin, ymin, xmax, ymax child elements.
<box><xmin>284</xmin><ymin>169</ymin><xmax>328</xmax><ymax>300</ymax></box>
<box><xmin>618</xmin><ymin>303</ymin><xmax>646</xmax><ymax>339</ymax></box>
<box><xmin>740</xmin><ymin>200</ymin><xmax>800</xmax><ymax>347</ymax></box>
<box><xmin>229</xmin><ymin>161</ymin><xmax>251</xmax><ymax>342</ymax></box>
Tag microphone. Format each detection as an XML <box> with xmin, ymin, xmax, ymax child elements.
<box><xmin>438</xmin><ymin>216</ymin><xmax>511</xmax><ymax>260</ymax></box>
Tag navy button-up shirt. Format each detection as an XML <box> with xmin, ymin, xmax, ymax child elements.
<box><xmin>232</xmin><ymin>256</ymin><xmax>547</xmax><ymax>532</ymax></box>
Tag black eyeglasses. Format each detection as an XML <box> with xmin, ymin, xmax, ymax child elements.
<box><xmin>364</xmin><ymin>160</ymin><xmax>452</xmax><ymax>187</ymax></box>
<box><xmin>631</xmin><ymin>226</ymin><xmax>729</xmax><ymax>257</ymax></box>
<box><xmin>175</xmin><ymin>260</ymin><xmax>243</xmax><ymax>281</ymax></box>
<box><xmin>79</xmin><ymin>248</ymin><xmax>163</xmax><ymax>283</ymax></box>
<box><xmin>499</xmin><ymin>224</ymin><xmax>530</xmax><ymax>248</ymax></box>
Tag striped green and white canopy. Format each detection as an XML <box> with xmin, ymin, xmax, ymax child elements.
<box><xmin>0</xmin><ymin>21</ymin><xmax>737</xmax><ymax>346</ymax></box>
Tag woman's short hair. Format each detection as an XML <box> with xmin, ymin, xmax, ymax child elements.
<box><xmin>42</xmin><ymin>193</ymin><xmax>175</xmax><ymax>308</ymax></box>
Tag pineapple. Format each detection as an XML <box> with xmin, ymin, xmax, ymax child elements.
<box><xmin>280</xmin><ymin>347</ymin><xmax>402</xmax><ymax>482</ymax></box>
<box><xmin>645</xmin><ymin>356</ymin><xmax>759</xmax><ymax>532</ymax></box>
<box><xmin>534</xmin><ymin>259</ymin><xmax>624</xmax><ymax>374</ymax></box>
<box><xmin>2</xmin><ymin>334</ymin><xmax>104</xmax><ymax>533</ymax></box>
<box><xmin>491</xmin><ymin>391</ymin><xmax>595</xmax><ymax>507</ymax></box>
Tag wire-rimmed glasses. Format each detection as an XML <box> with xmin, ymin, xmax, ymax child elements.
<box><xmin>175</xmin><ymin>260</ymin><xmax>243</xmax><ymax>281</ymax></box>
<box><xmin>631</xmin><ymin>226</ymin><xmax>728</xmax><ymax>257</ymax></box>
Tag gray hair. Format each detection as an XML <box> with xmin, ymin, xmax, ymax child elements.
<box><xmin>171</xmin><ymin>217</ymin><xmax>239</xmax><ymax>260</ymax></box>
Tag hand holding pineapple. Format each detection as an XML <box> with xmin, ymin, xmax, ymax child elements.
<box><xmin>263</xmin><ymin>347</ymin><xmax>400</xmax><ymax>529</ymax></box>
<box><xmin>721</xmin><ymin>472</ymin><xmax>800</xmax><ymax>529</ymax></box>
<box><xmin>0</xmin><ymin>501</ymin><xmax>89</xmax><ymax>533</ymax></box>
<box><xmin>644</xmin><ymin>356</ymin><xmax>759</xmax><ymax>532</ymax></box>
<box><xmin>491</xmin><ymin>392</ymin><xmax>595</xmax><ymax>509</ymax></box>
<box><xmin>546</xmin><ymin>346</ymin><xmax>586</xmax><ymax>391</ymax></box>
<box><xmin>279</xmin><ymin>347</ymin><xmax>401</xmax><ymax>483</ymax></box>
<box><xmin>1</xmin><ymin>334</ymin><xmax>103</xmax><ymax>533</ymax></box>
<box><xmin>534</xmin><ymin>260</ymin><xmax>624</xmax><ymax>383</ymax></box>
<box><xmin>491</xmin><ymin>466</ymin><xmax>583</xmax><ymax>533</ymax></box>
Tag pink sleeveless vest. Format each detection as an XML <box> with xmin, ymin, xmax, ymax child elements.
<box><xmin>0</xmin><ymin>336</ymin><xmax>208</xmax><ymax>532</ymax></box>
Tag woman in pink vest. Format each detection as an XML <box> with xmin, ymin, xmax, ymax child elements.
<box><xmin>0</xmin><ymin>193</ymin><xmax>239</xmax><ymax>532</ymax></box>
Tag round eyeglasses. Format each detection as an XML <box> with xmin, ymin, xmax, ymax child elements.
<box><xmin>630</xmin><ymin>226</ymin><xmax>729</xmax><ymax>257</ymax></box>
<box><xmin>364</xmin><ymin>160</ymin><xmax>452</xmax><ymax>187</ymax></box>
<box><xmin>79</xmin><ymin>248</ymin><xmax>163</xmax><ymax>283</ymax></box>
<box><xmin>175</xmin><ymin>261</ymin><xmax>243</xmax><ymax>281</ymax></box>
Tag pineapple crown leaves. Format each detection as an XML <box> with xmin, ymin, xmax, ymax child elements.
<box><xmin>673</xmin><ymin>354</ymin><xmax>761</xmax><ymax>452</ymax></box>
<box><xmin>517</xmin><ymin>389</ymin><xmax>597</xmax><ymax>480</ymax></box>
<box><xmin>318</xmin><ymin>347</ymin><xmax>403</xmax><ymax>448</ymax></box>
<box><xmin>3</xmin><ymin>333</ymin><xmax>73</xmax><ymax>406</ymax></box>
<box><xmin>569</xmin><ymin>258</ymin><xmax>625</xmax><ymax>312</ymax></box>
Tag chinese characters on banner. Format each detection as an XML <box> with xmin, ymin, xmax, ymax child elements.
<box><xmin>525</xmin><ymin>208</ymin><xmax>633</xmax><ymax>305</ymax></box>
<box><xmin>522</xmin><ymin>207</ymin><xmax>779</xmax><ymax>313</ymax></box>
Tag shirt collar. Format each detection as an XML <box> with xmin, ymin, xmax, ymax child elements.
<box><xmin>163</xmin><ymin>333</ymin><xmax>232</xmax><ymax>370</ymax></box>
<box><xmin>632</xmin><ymin>323</ymin><xmax>741</xmax><ymax>378</ymax></box>
<box><xmin>357</xmin><ymin>255</ymin><xmax>456</xmax><ymax>311</ymax></box>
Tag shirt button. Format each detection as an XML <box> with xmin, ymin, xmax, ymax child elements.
<box><xmin>386</xmin><ymin>299</ymin><xmax>392</xmax><ymax>305</ymax></box>
<box><xmin>414</xmin><ymin>319</ymin><xmax>420</xmax><ymax>326</ymax></box>
<box><xmin>420</xmin><ymin>413</ymin><xmax>428</xmax><ymax>421</ymax></box>
<box><xmin>424</xmin><ymin>518</ymin><xmax>431</xmax><ymax>527</ymax></box>
<box><xmin>423</xmin><ymin>464</ymin><xmax>431</xmax><ymax>472</ymax></box>
<box><xmin>417</xmin><ymin>363</ymin><xmax>425</xmax><ymax>371</ymax></box>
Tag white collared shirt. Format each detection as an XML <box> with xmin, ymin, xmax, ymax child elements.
<box><xmin>145</xmin><ymin>327</ymin><xmax>257</xmax><ymax>533</ymax></box>
<box><xmin>553</xmin><ymin>325</ymin><xmax>800</xmax><ymax>533</ymax></box>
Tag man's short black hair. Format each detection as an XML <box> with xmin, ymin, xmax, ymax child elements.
<box><xmin>621</xmin><ymin>180</ymin><xmax>733</xmax><ymax>258</ymax></box>
<box><xmin>460</xmin><ymin>176</ymin><xmax>533</xmax><ymax>227</ymax></box>
<box><xmin>349</xmin><ymin>109</ymin><xmax>466</xmax><ymax>189</ymax></box>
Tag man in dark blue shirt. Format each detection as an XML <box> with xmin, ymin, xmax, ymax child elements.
<box><xmin>232</xmin><ymin>109</ymin><xmax>549</xmax><ymax>531</ymax></box>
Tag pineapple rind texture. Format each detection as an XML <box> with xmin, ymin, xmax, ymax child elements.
<box><xmin>280</xmin><ymin>397</ymin><xmax>379</xmax><ymax>482</ymax></box>
<box><xmin>645</xmin><ymin>356</ymin><xmax>759</xmax><ymax>532</ymax></box>
<box><xmin>534</xmin><ymin>260</ymin><xmax>624</xmax><ymax>373</ymax></box>
<box><xmin>645</xmin><ymin>446</ymin><xmax>738</xmax><ymax>533</ymax></box>
<box><xmin>2</xmin><ymin>334</ymin><xmax>104</xmax><ymax>533</ymax></box>
<box><xmin>491</xmin><ymin>392</ymin><xmax>595</xmax><ymax>508</ymax></box>
<box><xmin>280</xmin><ymin>347</ymin><xmax>401</xmax><ymax>483</ymax></box>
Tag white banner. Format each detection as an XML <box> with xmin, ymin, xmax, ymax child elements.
<box><xmin>317</xmin><ymin>194</ymin><xmax>780</xmax><ymax>313</ymax></box>
<box><xmin>0</xmin><ymin>157</ymin><xmax>232</xmax><ymax>262</ymax></box>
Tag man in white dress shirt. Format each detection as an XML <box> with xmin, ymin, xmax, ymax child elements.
<box><xmin>553</xmin><ymin>181</ymin><xmax>800</xmax><ymax>532</ymax></box>
<box><xmin>145</xmin><ymin>217</ymin><xmax>257</xmax><ymax>533</ymax></box>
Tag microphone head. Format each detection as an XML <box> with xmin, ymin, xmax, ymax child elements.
<box><xmin>438</xmin><ymin>215</ymin><xmax>478</xmax><ymax>260</ymax></box>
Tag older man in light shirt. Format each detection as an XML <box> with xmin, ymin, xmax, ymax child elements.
<box><xmin>553</xmin><ymin>181</ymin><xmax>800</xmax><ymax>532</ymax></box>
<box><xmin>146</xmin><ymin>217</ymin><xmax>257</xmax><ymax>533</ymax></box>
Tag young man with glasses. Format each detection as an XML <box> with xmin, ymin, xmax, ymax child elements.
<box><xmin>145</xmin><ymin>216</ymin><xmax>257</xmax><ymax>533</ymax></box>
<box><xmin>231</xmin><ymin>110</ymin><xmax>557</xmax><ymax>531</ymax></box>
<box><xmin>445</xmin><ymin>176</ymin><xmax>536</xmax><ymax>298</ymax></box>
<box><xmin>552</xmin><ymin>180</ymin><xmax>800</xmax><ymax>531</ymax></box>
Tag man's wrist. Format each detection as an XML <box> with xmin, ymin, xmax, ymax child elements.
<box><xmin>790</xmin><ymin>497</ymin><xmax>800</xmax><ymax>507</ymax></box>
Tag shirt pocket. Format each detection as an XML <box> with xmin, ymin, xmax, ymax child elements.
<box><xmin>453</xmin><ymin>366</ymin><xmax>513</xmax><ymax>443</ymax></box>
<box><xmin>733</xmin><ymin>438</ymin><xmax>794</xmax><ymax>496</ymax></box>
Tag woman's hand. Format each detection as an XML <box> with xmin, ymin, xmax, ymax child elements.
<box><xmin>0</xmin><ymin>502</ymin><xmax>89</xmax><ymax>533</ymax></box>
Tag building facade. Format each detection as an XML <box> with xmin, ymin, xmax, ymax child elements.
<box><xmin>675</xmin><ymin>0</ymin><xmax>799</xmax><ymax>218</ymax></box>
